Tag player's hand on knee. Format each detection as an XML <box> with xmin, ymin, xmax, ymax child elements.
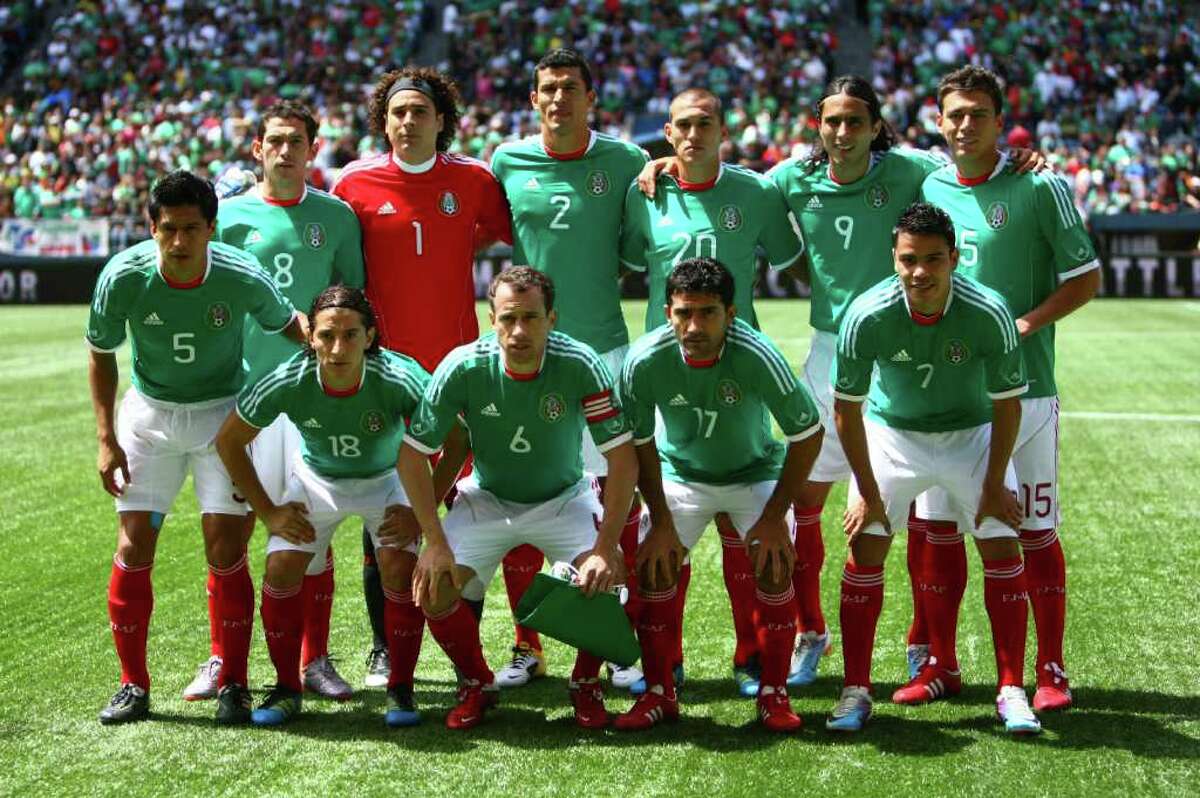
<box><xmin>265</xmin><ymin>502</ymin><xmax>316</xmax><ymax>545</ymax></box>
<box><xmin>413</xmin><ymin>541</ymin><xmax>457</xmax><ymax>609</ymax></box>
<box><xmin>844</xmin><ymin>495</ymin><xmax>890</xmax><ymax>546</ymax></box>
<box><xmin>975</xmin><ymin>481</ymin><xmax>1024</xmax><ymax>531</ymax></box>
<box><xmin>376</xmin><ymin>504</ymin><xmax>419</xmax><ymax>548</ymax></box>
<box><xmin>635</xmin><ymin>525</ymin><xmax>683</xmax><ymax>592</ymax></box>
<box><xmin>745</xmin><ymin>516</ymin><xmax>795</xmax><ymax>584</ymax></box>
<box><xmin>97</xmin><ymin>439</ymin><xmax>130</xmax><ymax>497</ymax></box>
<box><xmin>577</xmin><ymin>545</ymin><xmax>623</xmax><ymax>597</ymax></box>
<box><xmin>636</xmin><ymin>157</ymin><xmax>677</xmax><ymax>198</ymax></box>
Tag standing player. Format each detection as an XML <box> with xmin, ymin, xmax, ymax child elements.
<box><xmin>827</xmin><ymin>202</ymin><xmax>1039</xmax><ymax>735</ymax></box>
<box><xmin>915</xmin><ymin>66</ymin><xmax>1099</xmax><ymax>712</ymax></box>
<box><xmin>489</xmin><ymin>48</ymin><xmax>649</xmax><ymax>689</ymax></box>
<box><xmin>615</xmin><ymin>258</ymin><xmax>822</xmax><ymax>732</ymax></box>
<box><xmin>333</xmin><ymin>66</ymin><xmax>512</xmax><ymax>686</ymax></box>
<box><xmin>177</xmin><ymin>101</ymin><xmax>365</xmax><ymax>703</ymax></box>
<box><xmin>87</xmin><ymin>170</ymin><xmax>301</xmax><ymax>724</ymax></box>
<box><xmin>620</xmin><ymin>87</ymin><xmax>804</xmax><ymax>694</ymax></box>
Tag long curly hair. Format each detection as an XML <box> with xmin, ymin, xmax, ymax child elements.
<box><xmin>369</xmin><ymin>66</ymin><xmax>462</xmax><ymax>153</ymax></box>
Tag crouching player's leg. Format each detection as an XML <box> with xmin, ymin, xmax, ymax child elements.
<box><xmin>367</xmin><ymin>501</ymin><xmax>424</xmax><ymax>727</ymax></box>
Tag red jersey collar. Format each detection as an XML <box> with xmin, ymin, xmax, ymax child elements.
<box><xmin>502</xmin><ymin>348</ymin><xmax>546</xmax><ymax>381</ymax></box>
<box><xmin>956</xmin><ymin>151</ymin><xmax>1008</xmax><ymax>186</ymax></box>
<box><xmin>903</xmin><ymin>277</ymin><xmax>955</xmax><ymax>322</ymax></box>
<box><xmin>676</xmin><ymin>163</ymin><xmax>723</xmax><ymax>192</ymax></box>
<box><xmin>259</xmin><ymin>184</ymin><xmax>307</xmax><ymax>207</ymax></box>
<box><xmin>542</xmin><ymin>130</ymin><xmax>595</xmax><ymax>161</ymax></box>
<box><xmin>318</xmin><ymin>359</ymin><xmax>366</xmax><ymax>397</ymax></box>
<box><xmin>680</xmin><ymin>342</ymin><xmax>726</xmax><ymax>368</ymax></box>
<box><xmin>157</xmin><ymin>249</ymin><xmax>210</xmax><ymax>289</ymax></box>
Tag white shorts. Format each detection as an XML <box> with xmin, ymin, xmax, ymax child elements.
<box><xmin>267</xmin><ymin>458</ymin><xmax>416</xmax><ymax>575</ymax></box>
<box><xmin>914</xmin><ymin>396</ymin><xmax>1059</xmax><ymax>530</ymax></box>
<box><xmin>114</xmin><ymin>389</ymin><xmax>247</xmax><ymax>516</ymax></box>
<box><xmin>640</xmin><ymin>480</ymin><xmax>796</xmax><ymax>564</ymax></box>
<box><xmin>250</xmin><ymin>415</ymin><xmax>302</xmax><ymax>505</ymax></box>
<box><xmin>851</xmin><ymin>418</ymin><xmax>1019</xmax><ymax>540</ymax></box>
<box><xmin>582</xmin><ymin>345</ymin><xmax>628</xmax><ymax>477</ymax></box>
<box><xmin>444</xmin><ymin>476</ymin><xmax>601</xmax><ymax>601</ymax></box>
<box><xmin>802</xmin><ymin>331</ymin><xmax>852</xmax><ymax>483</ymax></box>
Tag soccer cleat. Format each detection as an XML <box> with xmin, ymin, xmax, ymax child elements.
<box><xmin>996</xmin><ymin>685</ymin><xmax>1042</xmax><ymax>735</ymax></box>
<box><xmin>384</xmin><ymin>683</ymin><xmax>421</xmax><ymax>728</ymax></box>
<box><xmin>733</xmin><ymin>657</ymin><xmax>762</xmax><ymax>698</ymax></box>
<box><xmin>569</xmin><ymin>680</ymin><xmax>610</xmax><ymax>729</ymax></box>
<box><xmin>214</xmin><ymin>683</ymin><xmax>253</xmax><ymax>725</ymax></box>
<box><xmin>99</xmin><ymin>683</ymin><xmax>150</xmax><ymax>725</ymax></box>
<box><xmin>1033</xmin><ymin>662</ymin><xmax>1073</xmax><ymax>712</ymax></box>
<box><xmin>606</xmin><ymin>661</ymin><xmax>644</xmax><ymax>690</ymax></box>
<box><xmin>892</xmin><ymin>663</ymin><xmax>962</xmax><ymax>705</ymax></box>
<box><xmin>826</xmin><ymin>686</ymin><xmax>873</xmax><ymax>732</ymax></box>
<box><xmin>251</xmin><ymin>685</ymin><xmax>302</xmax><ymax>727</ymax></box>
<box><xmin>364</xmin><ymin>647</ymin><xmax>390</xmax><ymax>689</ymax></box>
<box><xmin>613</xmin><ymin>685</ymin><xmax>680</xmax><ymax>731</ymax></box>
<box><xmin>303</xmin><ymin>655</ymin><xmax>353</xmax><ymax>701</ymax></box>
<box><xmin>446</xmin><ymin>681</ymin><xmax>499</xmax><ymax>730</ymax></box>
<box><xmin>629</xmin><ymin>662</ymin><xmax>686</xmax><ymax>696</ymax></box>
<box><xmin>757</xmin><ymin>686</ymin><xmax>803</xmax><ymax>732</ymax></box>
<box><xmin>494</xmin><ymin>643</ymin><xmax>547</xmax><ymax>688</ymax></box>
<box><xmin>182</xmin><ymin>655</ymin><xmax>222</xmax><ymax>701</ymax></box>
<box><xmin>906</xmin><ymin>643</ymin><xmax>930</xmax><ymax>680</ymax></box>
<box><xmin>788</xmin><ymin>630</ymin><xmax>831</xmax><ymax>687</ymax></box>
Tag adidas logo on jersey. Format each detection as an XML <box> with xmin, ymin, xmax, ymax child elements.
<box><xmin>668</xmin><ymin>394</ymin><xmax>689</xmax><ymax>407</ymax></box>
<box><xmin>524</xmin><ymin>177</ymin><xmax>540</xmax><ymax>189</ymax></box>
<box><xmin>481</xmin><ymin>403</ymin><xmax>501</xmax><ymax>417</ymax></box>
<box><xmin>377</xmin><ymin>202</ymin><xmax>397</xmax><ymax>215</ymax></box>
<box><xmin>302</xmin><ymin>417</ymin><xmax>322</xmax><ymax>429</ymax></box>
<box><xmin>805</xmin><ymin>196</ymin><xmax>824</xmax><ymax>210</ymax></box>
<box><xmin>891</xmin><ymin>349</ymin><xmax>912</xmax><ymax>362</ymax></box>
<box><xmin>143</xmin><ymin>312</ymin><xmax>164</xmax><ymax>326</ymax></box>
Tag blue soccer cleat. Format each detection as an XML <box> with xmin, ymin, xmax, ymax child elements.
<box><xmin>906</xmin><ymin>643</ymin><xmax>930</xmax><ymax>680</ymax></box>
<box><xmin>788</xmin><ymin>630</ymin><xmax>831</xmax><ymax>687</ymax></box>
<box><xmin>384</xmin><ymin>683</ymin><xmax>421</xmax><ymax>728</ymax></box>
<box><xmin>826</xmin><ymin>686</ymin><xmax>873</xmax><ymax>732</ymax></box>
<box><xmin>733</xmin><ymin>658</ymin><xmax>762</xmax><ymax>698</ymax></box>
<box><xmin>996</xmin><ymin>686</ymin><xmax>1042</xmax><ymax>735</ymax></box>
<box><xmin>250</xmin><ymin>686</ymin><xmax>302</xmax><ymax>727</ymax></box>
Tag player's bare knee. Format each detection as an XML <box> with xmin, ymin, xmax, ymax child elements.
<box><xmin>377</xmin><ymin>548</ymin><xmax>417</xmax><ymax>593</ymax></box>
<box><xmin>798</xmin><ymin>480</ymin><xmax>833</xmax><ymax>509</ymax></box>
<box><xmin>756</xmin><ymin>569</ymin><xmax>791</xmax><ymax>595</ymax></box>
<box><xmin>975</xmin><ymin>536</ymin><xmax>1020</xmax><ymax>562</ymax></box>
<box><xmin>264</xmin><ymin>551</ymin><xmax>308</xmax><ymax>590</ymax></box>
<box><xmin>116</xmin><ymin>513</ymin><xmax>158</xmax><ymax>567</ymax></box>
<box><xmin>851</xmin><ymin>533</ymin><xmax>891</xmax><ymax>567</ymax></box>
<box><xmin>421</xmin><ymin>572</ymin><xmax>461</xmax><ymax>618</ymax></box>
<box><xmin>201</xmin><ymin>513</ymin><xmax>248</xmax><ymax>567</ymax></box>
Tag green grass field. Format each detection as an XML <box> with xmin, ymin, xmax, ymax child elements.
<box><xmin>1</xmin><ymin>300</ymin><xmax>1197</xmax><ymax>797</ymax></box>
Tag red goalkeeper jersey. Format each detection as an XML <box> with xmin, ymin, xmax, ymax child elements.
<box><xmin>332</xmin><ymin>152</ymin><xmax>512</xmax><ymax>372</ymax></box>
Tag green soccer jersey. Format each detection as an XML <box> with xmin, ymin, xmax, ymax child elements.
<box><xmin>833</xmin><ymin>273</ymin><xmax>1028</xmax><ymax>432</ymax></box>
<box><xmin>620</xmin><ymin>164</ymin><xmax>803</xmax><ymax>332</ymax></box>
<box><xmin>405</xmin><ymin>331</ymin><xmax>632</xmax><ymax>504</ymax></box>
<box><xmin>491</xmin><ymin>132</ymin><xmax>647</xmax><ymax>354</ymax></box>
<box><xmin>86</xmin><ymin>239</ymin><xmax>297</xmax><ymax>403</ymax></box>
<box><xmin>921</xmin><ymin>154</ymin><xmax>1098</xmax><ymax>398</ymax></box>
<box><xmin>237</xmin><ymin>349</ymin><xmax>428</xmax><ymax>479</ymax></box>
<box><xmin>621</xmin><ymin>318</ymin><xmax>822</xmax><ymax>485</ymax></box>
<box><xmin>768</xmin><ymin>147</ymin><xmax>946</xmax><ymax>334</ymax></box>
<box><xmin>215</xmin><ymin>186</ymin><xmax>365</xmax><ymax>385</ymax></box>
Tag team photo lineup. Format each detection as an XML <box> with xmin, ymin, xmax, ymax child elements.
<box><xmin>78</xmin><ymin>39</ymin><xmax>1103</xmax><ymax>741</ymax></box>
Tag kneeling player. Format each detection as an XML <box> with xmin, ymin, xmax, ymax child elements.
<box><xmin>827</xmin><ymin>203</ymin><xmax>1039</xmax><ymax>735</ymax></box>
<box><xmin>399</xmin><ymin>268</ymin><xmax>637</xmax><ymax>730</ymax></box>
<box><xmin>614</xmin><ymin>258</ymin><xmax>823</xmax><ymax>732</ymax></box>
<box><xmin>216</xmin><ymin>286</ymin><xmax>456</xmax><ymax>727</ymax></box>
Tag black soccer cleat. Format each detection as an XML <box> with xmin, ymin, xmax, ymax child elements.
<box><xmin>214</xmin><ymin>683</ymin><xmax>253</xmax><ymax>725</ymax></box>
<box><xmin>99</xmin><ymin>683</ymin><xmax>150</xmax><ymax>725</ymax></box>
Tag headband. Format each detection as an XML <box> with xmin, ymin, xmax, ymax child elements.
<box><xmin>386</xmin><ymin>77</ymin><xmax>436</xmax><ymax>103</ymax></box>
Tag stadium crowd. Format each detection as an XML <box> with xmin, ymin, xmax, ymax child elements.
<box><xmin>2</xmin><ymin>0</ymin><xmax>1199</xmax><ymax>235</ymax></box>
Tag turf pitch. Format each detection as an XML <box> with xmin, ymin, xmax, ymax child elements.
<box><xmin>0</xmin><ymin>299</ymin><xmax>1197</xmax><ymax>796</ymax></box>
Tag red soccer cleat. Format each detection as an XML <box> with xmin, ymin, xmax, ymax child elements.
<box><xmin>614</xmin><ymin>686</ymin><xmax>679</xmax><ymax>731</ymax></box>
<box><xmin>892</xmin><ymin>664</ymin><xmax>963</xmax><ymax>705</ymax></box>
<box><xmin>446</xmin><ymin>681</ymin><xmax>499</xmax><ymax>730</ymax></box>
<box><xmin>1034</xmin><ymin>662</ymin><xmax>1072</xmax><ymax>712</ymax></box>
<box><xmin>757</xmin><ymin>686</ymin><xmax>803</xmax><ymax>732</ymax></box>
<box><xmin>569</xmin><ymin>680</ymin><xmax>610</xmax><ymax>729</ymax></box>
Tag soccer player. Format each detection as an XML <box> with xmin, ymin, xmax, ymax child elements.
<box><xmin>176</xmin><ymin>101</ymin><xmax>366</xmax><ymax>703</ymax></box>
<box><xmin>398</xmin><ymin>268</ymin><xmax>637</xmax><ymax>730</ymax></box>
<box><xmin>915</xmin><ymin>65</ymin><xmax>1099</xmax><ymax>712</ymax></box>
<box><xmin>615</xmin><ymin>258</ymin><xmax>822</xmax><ymax>732</ymax></box>
<box><xmin>87</xmin><ymin>170</ymin><xmax>301</xmax><ymax>725</ymax></box>
<box><xmin>333</xmin><ymin>66</ymin><xmax>512</xmax><ymax>686</ymax></box>
<box><xmin>216</xmin><ymin>286</ymin><xmax>461</xmax><ymax>727</ymax></box>
<box><xmin>620</xmin><ymin>86</ymin><xmax>804</xmax><ymax>694</ymax></box>
<box><xmin>489</xmin><ymin>48</ymin><xmax>650</xmax><ymax>689</ymax></box>
<box><xmin>827</xmin><ymin>202</ymin><xmax>1039</xmax><ymax>735</ymax></box>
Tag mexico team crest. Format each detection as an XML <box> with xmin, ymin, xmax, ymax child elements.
<box><xmin>719</xmin><ymin>205</ymin><xmax>743</xmax><ymax>232</ymax></box>
<box><xmin>865</xmin><ymin>183</ymin><xmax>889</xmax><ymax>209</ymax></box>
<box><xmin>304</xmin><ymin>223</ymin><xmax>326</xmax><ymax>249</ymax></box>
<box><xmin>717</xmin><ymin>379</ymin><xmax>742</xmax><ymax>406</ymax></box>
<box><xmin>361</xmin><ymin>410</ymin><xmax>386</xmax><ymax>435</ymax></box>
<box><xmin>539</xmin><ymin>393</ymin><xmax>566</xmax><ymax>423</ymax></box>
<box><xmin>985</xmin><ymin>201</ymin><xmax>1009</xmax><ymax>229</ymax></box>
<box><xmin>944</xmin><ymin>339</ymin><xmax>971</xmax><ymax>365</ymax></box>
<box><xmin>438</xmin><ymin>190</ymin><xmax>460</xmax><ymax>217</ymax></box>
<box><xmin>586</xmin><ymin>170</ymin><xmax>610</xmax><ymax>196</ymax></box>
<box><xmin>205</xmin><ymin>302</ymin><xmax>231</xmax><ymax>330</ymax></box>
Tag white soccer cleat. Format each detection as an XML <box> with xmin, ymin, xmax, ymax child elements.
<box><xmin>996</xmin><ymin>685</ymin><xmax>1042</xmax><ymax>735</ymax></box>
<box><xmin>364</xmin><ymin>647</ymin><xmax>390</xmax><ymax>689</ymax></box>
<box><xmin>607</xmin><ymin>661</ymin><xmax>644</xmax><ymax>690</ymax></box>
<box><xmin>788</xmin><ymin>630</ymin><xmax>831</xmax><ymax>686</ymax></box>
<box><xmin>182</xmin><ymin>655</ymin><xmax>222</xmax><ymax>701</ymax></box>
<box><xmin>494</xmin><ymin>644</ymin><xmax>546</xmax><ymax>688</ymax></box>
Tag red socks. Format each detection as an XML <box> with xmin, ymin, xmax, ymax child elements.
<box><xmin>755</xmin><ymin>585</ymin><xmax>798</xmax><ymax>688</ymax></box>
<box><xmin>921</xmin><ymin>525</ymin><xmax>967</xmax><ymax>671</ymax></box>
<box><xmin>619</xmin><ymin>499</ymin><xmax>644</xmax><ymax>628</ymax></box>
<box><xmin>673</xmin><ymin>563</ymin><xmax>691</xmax><ymax>667</ymax></box>
<box><xmin>792</xmin><ymin>505</ymin><xmax>826</xmax><ymax>634</ymax></box>
<box><xmin>425</xmin><ymin>600</ymin><xmax>493</xmax><ymax>685</ymax></box>
<box><xmin>636</xmin><ymin>584</ymin><xmax>679</xmax><ymax>696</ymax></box>
<box><xmin>982</xmin><ymin>556</ymin><xmax>1030</xmax><ymax>688</ymax></box>
<box><xmin>840</xmin><ymin>562</ymin><xmax>884</xmax><ymax>690</ymax></box>
<box><xmin>383</xmin><ymin>587</ymin><xmax>425</xmax><ymax>689</ymax></box>
<box><xmin>1020</xmin><ymin>528</ymin><xmax>1067</xmax><ymax>681</ymax></box>
<box><xmin>108</xmin><ymin>557</ymin><xmax>154</xmax><ymax>690</ymax></box>
<box><xmin>211</xmin><ymin>554</ymin><xmax>254</xmax><ymax>688</ymax></box>
<box><xmin>300</xmin><ymin>548</ymin><xmax>335</xmax><ymax>668</ymax></box>
<box><xmin>206</xmin><ymin>569</ymin><xmax>220</xmax><ymax>658</ymax></box>
<box><xmin>502</xmin><ymin>544</ymin><xmax>544</xmax><ymax>651</ymax></box>
<box><xmin>261</xmin><ymin>582</ymin><xmax>304</xmax><ymax>692</ymax></box>
<box><xmin>905</xmin><ymin>511</ymin><xmax>928</xmax><ymax>645</ymax></box>
<box><xmin>571</xmin><ymin>650</ymin><xmax>604</xmax><ymax>683</ymax></box>
<box><xmin>716</xmin><ymin>518</ymin><xmax>759</xmax><ymax>667</ymax></box>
